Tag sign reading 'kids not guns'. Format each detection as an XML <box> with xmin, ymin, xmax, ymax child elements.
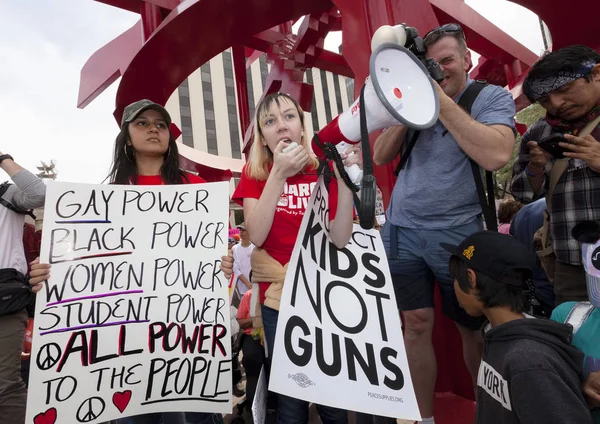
<box><xmin>270</xmin><ymin>175</ymin><xmax>421</xmax><ymax>421</ymax></box>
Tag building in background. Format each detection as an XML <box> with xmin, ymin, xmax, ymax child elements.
<box><xmin>163</xmin><ymin>48</ymin><xmax>355</xmax><ymax>223</ymax></box>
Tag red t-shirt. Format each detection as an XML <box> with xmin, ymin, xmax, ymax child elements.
<box><xmin>236</xmin><ymin>290</ymin><xmax>253</xmax><ymax>335</ymax></box>
<box><xmin>232</xmin><ymin>165</ymin><xmax>338</xmax><ymax>303</ymax></box>
<box><xmin>135</xmin><ymin>173</ymin><xmax>206</xmax><ymax>185</ymax></box>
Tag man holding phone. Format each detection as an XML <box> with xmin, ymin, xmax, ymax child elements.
<box><xmin>512</xmin><ymin>45</ymin><xmax>600</xmax><ymax>305</ymax></box>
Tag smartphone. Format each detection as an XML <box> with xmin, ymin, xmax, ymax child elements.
<box><xmin>537</xmin><ymin>133</ymin><xmax>569</xmax><ymax>159</ymax></box>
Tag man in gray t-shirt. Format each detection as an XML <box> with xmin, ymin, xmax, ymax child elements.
<box><xmin>0</xmin><ymin>152</ymin><xmax>46</xmax><ymax>424</ymax></box>
<box><xmin>373</xmin><ymin>25</ymin><xmax>516</xmax><ymax>423</ymax></box>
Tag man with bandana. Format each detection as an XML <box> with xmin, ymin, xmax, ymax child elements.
<box><xmin>512</xmin><ymin>45</ymin><xmax>600</xmax><ymax>305</ymax></box>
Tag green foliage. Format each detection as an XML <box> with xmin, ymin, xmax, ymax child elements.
<box><xmin>494</xmin><ymin>104</ymin><xmax>546</xmax><ymax>198</ymax></box>
<box><xmin>516</xmin><ymin>103</ymin><xmax>546</xmax><ymax>126</ymax></box>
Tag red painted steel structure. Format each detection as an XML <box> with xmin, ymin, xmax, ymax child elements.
<box><xmin>80</xmin><ymin>0</ymin><xmax>600</xmax><ymax>190</ymax></box>
<box><xmin>79</xmin><ymin>0</ymin><xmax>600</xmax><ymax>412</ymax></box>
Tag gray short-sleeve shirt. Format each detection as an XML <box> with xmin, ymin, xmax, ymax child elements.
<box><xmin>387</xmin><ymin>79</ymin><xmax>516</xmax><ymax>229</ymax></box>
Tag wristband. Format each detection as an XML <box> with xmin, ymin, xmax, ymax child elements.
<box><xmin>0</xmin><ymin>154</ymin><xmax>14</xmax><ymax>165</ymax></box>
<box><xmin>525</xmin><ymin>165</ymin><xmax>544</xmax><ymax>177</ymax></box>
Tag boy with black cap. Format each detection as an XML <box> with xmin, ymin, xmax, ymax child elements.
<box><xmin>441</xmin><ymin>231</ymin><xmax>592</xmax><ymax>423</ymax></box>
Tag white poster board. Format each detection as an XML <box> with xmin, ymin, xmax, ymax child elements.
<box><xmin>252</xmin><ymin>366</ymin><xmax>267</xmax><ymax>424</ymax></box>
<box><xmin>26</xmin><ymin>181</ymin><xmax>231</xmax><ymax>424</ymax></box>
<box><xmin>270</xmin><ymin>176</ymin><xmax>420</xmax><ymax>420</ymax></box>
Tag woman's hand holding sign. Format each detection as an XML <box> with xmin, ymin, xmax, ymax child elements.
<box><xmin>29</xmin><ymin>257</ymin><xmax>50</xmax><ymax>293</ymax></box>
<box><xmin>220</xmin><ymin>249</ymin><xmax>234</xmax><ymax>279</ymax></box>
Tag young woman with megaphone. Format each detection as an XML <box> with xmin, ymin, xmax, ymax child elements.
<box><xmin>229</xmin><ymin>92</ymin><xmax>356</xmax><ymax>424</ymax></box>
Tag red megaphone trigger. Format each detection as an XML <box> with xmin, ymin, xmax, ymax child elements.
<box><xmin>311</xmin><ymin>115</ymin><xmax>357</xmax><ymax>160</ymax></box>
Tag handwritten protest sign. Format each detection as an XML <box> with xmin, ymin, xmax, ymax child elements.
<box><xmin>26</xmin><ymin>181</ymin><xmax>231</xmax><ymax>424</ymax></box>
<box><xmin>270</xmin><ymin>176</ymin><xmax>421</xmax><ymax>420</ymax></box>
<box><xmin>375</xmin><ymin>185</ymin><xmax>385</xmax><ymax>216</ymax></box>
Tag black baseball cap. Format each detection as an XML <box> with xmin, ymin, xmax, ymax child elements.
<box><xmin>440</xmin><ymin>231</ymin><xmax>535</xmax><ymax>286</ymax></box>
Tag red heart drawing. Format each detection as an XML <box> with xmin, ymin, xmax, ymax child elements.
<box><xmin>112</xmin><ymin>390</ymin><xmax>132</xmax><ymax>413</ymax></box>
<box><xmin>33</xmin><ymin>408</ymin><xmax>57</xmax><ymax>424</ymax></box>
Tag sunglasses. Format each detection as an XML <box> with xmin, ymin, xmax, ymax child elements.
<box><xmin>424</xmin><ymin>23</ymin><xmax>464</xmax><ymax>42</ymax></box>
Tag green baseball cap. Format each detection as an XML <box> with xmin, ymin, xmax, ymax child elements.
<box><xmin>121</xmin><ymin>99</ymin><xmax>172</xmax><ymax>127</ymax></box>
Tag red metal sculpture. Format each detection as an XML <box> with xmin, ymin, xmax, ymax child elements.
<box><xmin>79</xmin><ymin>0</ymin><xmax>600</xmax><ymax>417</ymax></box>
<box><xmin>80</xmin><ymin>0</ymin><xmax>600</xmax><ymax>190</ymax></box>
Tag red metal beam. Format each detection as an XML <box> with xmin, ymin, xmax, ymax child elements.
<box><xmin>514</xmin><ymin>0</ymin><xmax>600</xmax><ymax>51</ymax></box>
<box><xmin>314</xmin><ymin>50</ymin><xmax>353</xmax><ymax>78</ymax></box>
<box><xmin>245</xmin><ymin>28</ymin><xmax>287</xmax><ymax>52</ymax></box>
<box><xmin>232</xmin><ymin>44</ymin><xmax>251</xmax><ymax>137</ymax></box>
<box><xmin>111</xmin><ymin>0</ymin><xmax>332</xmax><ymax>122</ymax></box>
<box><xmin>141</xmin><ymin>2</ymin><xmax>162</xmax><ymax>41</ymax></box>
<box><xmin>94</xmin><ymin>0</ymin><xmax>179</xmax><ymax>14</ymax></box>
<box><xmin>430</xmin><ymin>0</ymin><xmax>538</xmax><ymax>67</ymax></box>
<box><xmin>77</xmin><ymin>21</ymin><xmax>143</xmax><ymax>109</ymax></box>
<box><xmin>244</xmin><ymin>31</ymin><xmax>353</xmax><ymax>77</ymax></box>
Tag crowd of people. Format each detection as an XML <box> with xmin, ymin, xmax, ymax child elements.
<box><xmin>1</xmin><ymin>23</ymin><xmax>600</xmax><ymax>424</ymax></box>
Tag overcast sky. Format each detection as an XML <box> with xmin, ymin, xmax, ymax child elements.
<box><xmin>0</xmin><ymin>0</ymin><xmax>544</xmax><ymax>184</ymax></box>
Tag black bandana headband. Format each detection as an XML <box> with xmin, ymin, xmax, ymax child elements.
<box><xmin>524</xmin><ymin>59</ymin><xmax>596</xmax><ymax>102</ymax></box>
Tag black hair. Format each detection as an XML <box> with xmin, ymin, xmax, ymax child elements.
<box><xmin>449</xmin><ymin>256</ymin><xmax>526</xmax><ymax>313</ymax></box>
<box><xmin>106</xmin><ymin>125</ymin><xmax>188</xmax><ymax>185</ymax></box>
<box><xmin>524</xmin><ymin>45</ymin><xmax>600</xmax><ymax>101</ymax></box>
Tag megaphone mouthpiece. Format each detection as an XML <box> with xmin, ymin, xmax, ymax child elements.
<box><xmin>371</xmin><ymin>25</ymin><xmax>408</xmax><ymax>52</ymax></box>
<box><xmin>282</xmin><ymin>142</ymin><xmax>299</xmax><ymax>153</ymax></box>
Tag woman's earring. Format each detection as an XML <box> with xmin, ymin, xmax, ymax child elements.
<box><xmin>124</xmin><ymin>143</ymin><xmax>134</xmax><ymax>162</ymax></box>
<box><xmin>166</xmin><ymin>145</ymin><xmax>172</xmax><ymax>157</ymax></box>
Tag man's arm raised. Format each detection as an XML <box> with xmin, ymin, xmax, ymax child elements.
<box><xmin>436</xmin><ymin>83</ymin><xmax>515</xmax><ymax>171</ymax></box>
<box><xmin>373</xmin><ymin>125</ymin><xmax>408</xmax><ymax>166</ymax></box>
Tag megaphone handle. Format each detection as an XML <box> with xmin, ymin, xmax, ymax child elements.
<box><xmin>312</xmin><ymin>133</ymin><xmax>360</xmax><ymax>194</ymax></box>
<box><xmin>345</xmin><ymin>164</ymin><xmax>363</xmax><ymax>186</ymax></box>
<box><xmin>356</xmin><ymin>83</ymin><xmax>376</xmax><ymax>230</ymax></box>
<box><xmin>359</xmin><ymin>175</ymin><xmax>376</xmax><ymax>230</ymax></box>
<box><xmin>335</xmin><ymin>142</ymin><xmax>363</xmax><ymax>185</ymax></box>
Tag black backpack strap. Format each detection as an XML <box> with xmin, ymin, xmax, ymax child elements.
<box><xmin>316</xmin><ymin>159</ymin><xmax>331</xmax><ymax>188</ymax></box>
<box><xmin>0</xmin><ymin>182</ymin><xmax>36</xmax><ymax>220</ymax></box>
<box><xmin>394</xmin><ymin>129</ymin><xmax>420</xmax><ymax>176</ymax></box>
<box><xmin>0</xmin><ymin>182</ymin><xmax>9</xmax><ymax>198</ymax></box>
<box><xmin>457</xmin><ymin>81</ymin><xmax>498</xmax><ymax>231</ymax></box>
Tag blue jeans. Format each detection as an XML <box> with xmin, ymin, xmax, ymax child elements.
<box><xmin>261</xmin><ymin>305</ymin><xmax>348</xmax><ymax>424</ymax></box>
<box><xmin>116</xmin><ymin>412</ymin><xmax>221</xmax><ymax>424</ymax></box>
<box><xmin>116</xmin><ymin>412</ymin><xmax>185</xmax><ymax>424</ymax></box>
<box><xmin>185</xmin><ymin>412</ymin><xmax>224</xmax><ymax>424</ymax></box>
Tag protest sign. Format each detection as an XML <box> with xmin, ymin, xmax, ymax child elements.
<box><xmin>269</xmin><ymin>176</ymin><xmax>421</xmax><ymax>420</ymax></box>
<box><xmin>375</xmin><ymin>185</ymin><xmax>385</xmax><ymax>216</ymax></box>
<box><xmin>26</xmin><ymin>181</ymin><xmax>231</xmax><ymax>424</ymax></box>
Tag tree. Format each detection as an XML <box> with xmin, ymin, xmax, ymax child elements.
<box><xmin>493</xmin><ymin>104</ymin><xmax>546</xmax><ymax>198</ymax></box>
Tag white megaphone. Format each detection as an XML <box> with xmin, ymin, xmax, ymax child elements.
<box><xmin>311</xmin><ymin>42</ymin><xmax>440</xmax><ymax>185</ymax></box>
